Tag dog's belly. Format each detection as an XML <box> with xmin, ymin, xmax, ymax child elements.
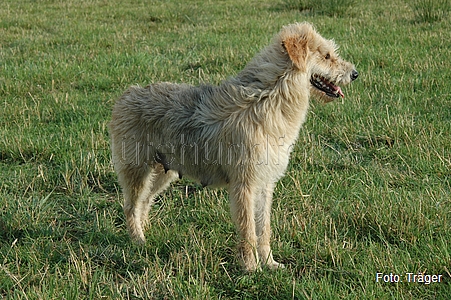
<box><xmin>180</xmin><ymin>165</ymin><xmax>230</xmax><ymax>188</ymax></box>
<box><xmin>168</xmin><ymin>153</ymin><xmax>290</xmax><ymax>188</ymax></box>
<box><xmin>149</xmin><ymin>131</ymin><xmax>294</xmax><ymax>187</ymax></box>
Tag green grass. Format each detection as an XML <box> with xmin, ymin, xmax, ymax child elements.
<box><xmin>412</xmin><ymin>0</ymin><xmax>450</xmax><ymax>23</ymax></box>
<box><xmin>1</xmin><ymin>0</ymin><xmax>451</xmax><ymax>298</ymax></box>
<box><xmin>283</xmin><ymin>0</ymin><xmax>356</xmax><ymax>17</ymax></box>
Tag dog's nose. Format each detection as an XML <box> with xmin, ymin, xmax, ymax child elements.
<box><xmin>351</xmin><ymin>70</ymin><xmax>359</xmax><ymax>81</ymax></box>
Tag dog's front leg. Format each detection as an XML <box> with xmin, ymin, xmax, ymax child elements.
<box><xmin>229</xmin><ymin>181</ymin><xmax>259</xmax><ymax>272</ymax></box>
<box><xmin>255</xmin><ymin>183</ymin><xmax>284</xmax><ymax>270</ymax></box>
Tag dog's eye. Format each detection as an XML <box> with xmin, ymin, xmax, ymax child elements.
<box><xmin>325</xmin><ymin>53</ymin><xmax>331</xmax><ymax>60</ymax></box>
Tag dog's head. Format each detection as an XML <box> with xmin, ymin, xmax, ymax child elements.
<box><xmin>281</xmin><ymin>22</ymin><xmax>358</xmax><ymax>101</ymax></box>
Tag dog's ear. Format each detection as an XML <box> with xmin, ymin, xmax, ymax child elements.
<box><xmin>282</xmin><ymin>36</ymin><xmax>309</xmax><ymax>72</ymax></box>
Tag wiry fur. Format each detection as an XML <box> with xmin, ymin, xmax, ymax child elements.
<box><xmin>109</xmin><ymin>22</ymin><xmax>358</xmax><ymax>271</ymax></box>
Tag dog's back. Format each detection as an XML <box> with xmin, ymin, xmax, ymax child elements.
<box><xmin>110</xmin><ymin>82</ymin><xmax>232</xmax><ymax>185</ymax></box>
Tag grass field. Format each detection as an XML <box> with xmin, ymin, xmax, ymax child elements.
<box><xmin>1</xmin><ymin>0</ymin><xmax>451</xmax><ymax>298</ymax></box>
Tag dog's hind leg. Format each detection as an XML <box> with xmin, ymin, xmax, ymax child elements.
<box><xmin>255</xmin><ymin>183</ymin><xmax>284</xmax><ymax>269</ymax></box>
<box><xmin>118</xmin><ymin>165</ymin><xmax>153</xmax><ymax>244</ymax></box>
<box><xmin>140</xmin><ymin>164</ymin><xmax>179</xmax><ymax>229</ymax></box>
<box><xmin>119</xmin><ymin>163</ymin><xmax>178</xmax><ymax>243</ymax></box>
<box><xmin>229</xmin><ymin>180</ymin><xmax>259</xmax><ymax>271</ymax></box>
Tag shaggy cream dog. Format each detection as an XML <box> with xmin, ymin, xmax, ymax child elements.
<box><xmin>109</xmin><ymin>22</ymin><xmax>358</xmax><ymax>271</ymax></box>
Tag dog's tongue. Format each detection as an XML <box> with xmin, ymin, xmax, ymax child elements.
<box><xmin>336</xmin><ymin>86</ymin><xmax>344</xmax><ymax>98</ymax></box>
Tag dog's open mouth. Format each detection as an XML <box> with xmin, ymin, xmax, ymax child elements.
<box><xmin>310</xmin><ymin>75</ymin><xmax>344</xmax><ymax>98</ymax></box>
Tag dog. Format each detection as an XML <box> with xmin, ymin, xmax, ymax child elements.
<box><xmin>109</xmin><ymin>22</ymin><xmax>358</xmax><ymax>271</ymax></box>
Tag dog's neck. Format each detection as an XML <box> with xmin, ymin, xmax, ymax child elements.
<box><xmin>218</xmin><ymin>64</ymin><xmax>311</xmax><ymax>140</ymax></box>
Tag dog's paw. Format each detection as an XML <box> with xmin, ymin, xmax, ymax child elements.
<box><xmin>242</xmin><ymin>256</ymin><xmax>259</xmax><ymax>272</ymax></box>
<box><xmin>239</xmin><ymin>249</ymin><xmax>259</xmax><ymax>272</ymax></box>
<box><xmin>129</xmin><ymin>229</ymin><xmax>146</xmax><ymax>245</ymax></box>
<box><xmin>266</xmin><ymin>260</ymin><xmax>285</xmax><ymax>270</ymax></box>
